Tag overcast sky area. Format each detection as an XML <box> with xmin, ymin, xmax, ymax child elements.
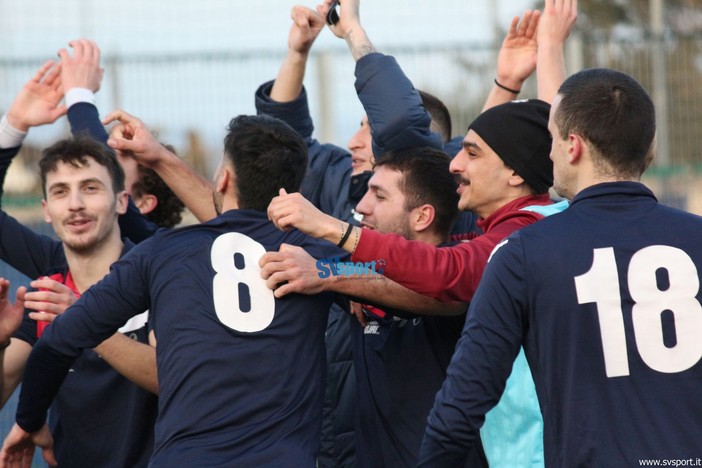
<box><xmin>0</xmin><ymin>1</ymin><xmax>533</xmax><ymax>55</ymax></box>
<box><xmin>0</xmin><ymin>0</ymin><xmax>533</xmax><ymax>166</ymax></box>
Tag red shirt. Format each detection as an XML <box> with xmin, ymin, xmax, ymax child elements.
<box><xmin>351</xmin><ymin>194</ymin><xmax>552</xmax><ymax>302</ymax></box>
<box><xmin>37</xmin><ymin>271</ymin><xmax>79</xmax><ymax>337</ymax></box>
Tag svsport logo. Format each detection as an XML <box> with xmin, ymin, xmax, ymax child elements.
<box><xmin>316</xmin><ymin>256</ymin><xmax>387</xmax><ymax>279</ymax></box>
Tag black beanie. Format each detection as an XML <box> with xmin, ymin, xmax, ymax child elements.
<box><xmin>468</xmin><ymin>99</ymin><xmax>553</xmax><ymax>194</ymax></box>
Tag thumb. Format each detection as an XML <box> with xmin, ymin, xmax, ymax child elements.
<box><xmin>14</xmin><ymin>286</ymin><xmax>27</xmax><ymax>311</ymax></box>
<box><xmin>42</xmin><ymin>447</ymin><xmax>57</xmax><ymax>467</ymax></box>
<box><xmin>279</xmin><ymin>188</ymin><xmax>288</xmax><ymax>196</ymax></box>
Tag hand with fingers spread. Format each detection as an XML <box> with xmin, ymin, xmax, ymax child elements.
<box><xmin>0</xmin><ymin>279</ymin><xmax>26</xmax><ymax>345</ymax></box>
<box><xmin>58</xmin><ymin>38</ymin><xmax>104</xmax><ymax>93</ymax></box>
<box><xmin>0</xmin><ymin>423</ymin><xmax>56</xmax><ymax>468</ymax></box>
<box><xmin>23</xmin><ymin>277</ymin><xmax>78</xmax><ymax>325</ymax></box>
<box><xmin>5</xmin><ymin>61</ymin><xmax>67</xmax><ymax>132</ymax></box>
<box><xmin>259</xmin><ymin>243</ymin><xmax>327</xmax><ymax>298</ymax></box>
<box><xmin>496</xmin><ymin>10</ymin><xmax>541</xmax><ymax>92</ymax></box>
<box><xmin>103</xmin><ymin>109</ymin><xmax>171</xmax><ymax>169</ymax></box>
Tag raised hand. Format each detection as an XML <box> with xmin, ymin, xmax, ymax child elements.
<box><xmin>103</xmin><ymin>109</ymin><xmax>169</xmax><ymax>169</ymax></box>
<box><xmin>538</xmin><ymin>0</ymin><xmax>577</xmax><ymax>48</ymax></box>
<box><xmin>58</xmin><ymin>38</ymin><xmax>104</xmax><ymax>93</ymax></box>
<box><xmin>316</xmin><ymin>0</ymin><xmax>361</xmax><ymax>39</ymax></box>
<box><xmin>496</xmin><ymin>10</ymin><xmax>541</xmax><ymax>91</ymax></box>
<box><xmin>537</xmin><ymin>0</ymin><xmax>578</xmax><ymax>103</ymax></box>
<box><xmin>316</xmin><ymin>0</ymin><xmax>374</xmax><ymax>61</ymax></box>
<box><xmin>288</xmin><ymin>6</ymin><xmax>326</xmax><ymax>56</ymax></box>
<box><xmin>5</xmin><ymin>61</ymin><xmax>66</xmax><ymax>132</ymax></box>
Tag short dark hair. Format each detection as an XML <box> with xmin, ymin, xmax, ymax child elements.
<box><xmin>40</xmin><ymin>135</ymin><xmax>125</xmax><ymax>197</ymax></box>
<box><xmin>223</xmin><ymin>115</ymin><xmax>308</xmax><ymax>211</ymax></box>
<box><xmin>556</xmin><ymin>68</ymin><xmax>656</xmax><ymax>178</ymax></box>
<box><xmin>419</xmin><ymin>90</ymin><xmax>452</xmax><ymax>143</ymax></box>
<box><xmin>374</xmin><ymin>146</ymin><xmax>459</xmax><ymax>238</ymax></box>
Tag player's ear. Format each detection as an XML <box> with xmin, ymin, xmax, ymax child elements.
<box><xmin>116</xmin><ymin>191</ymin><xmax>129</xmax><ymax>215</ymax></box>
<box><xmin>412</xmin><ymin>204</ymin><xmax>435</xmax><ymax>233</ymax></box>
<box><xmin>506</xmin><ymin>169</ymin><xmax>526</xmax><ymax>189</ymax></box>
<box><xmin>135</xmin><ymin>193</ymin><xmax>158</xmax><ymax>215</ymax></box>
<box><xmin>216</xmin><ymin>166</ymin><xmax>236</xmax><ymax>195</ymax></box>
<box><xmin>569</xmin><ymin>134</ymin><xmax>584</xmax><ymax>164</ymax></box>
<box><xmin>42</xmin><ymin>199</ymin><xmax>52</xmax><ymax>224</ymax></box>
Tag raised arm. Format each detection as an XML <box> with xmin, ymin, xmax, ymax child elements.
<box><xmin>482</xmin><ymin>10</ymin><xmax>541</xmax><ymax>112</ymax></box>
<box><xmin>318</xmin><ymin>0</ymin><xmax>374</xmax><ymax>62</ymax></box>
<box><xmin>317</xmin><ymin>0</ymin><xmax>442</xmax><ymax>155</ymax></box>
<box><xmin>0</xmin><ymin>63</ymin><xmax>67</xmax><ymax>276</ymax></box>
<box><xmin>59</xmin><ymin>38</ymin><xmax>107</xmax><ymax>141</ymax></box>
<box><xmin>270</xmin><ymin>6</ymin><xmax>325</xmax><ymax>103</ymax></box>
<box><xmin>0</xmin><ymin>60</ymin><xmax>66</xmax><ymax>194</ymax></box>
<box><xmin>104</xmin><ymin>109</ymin><xmax>217</xmax><ymax>222</ymax></box>
<box><xmin>536</xmin><ymin>0</ymin><xmax>578</xmax><ymax>104</ymax></box>
<box><xmin>4</xmin><ymin>61</ymin><xmax>66</xmax><ymax>135</ymax></box>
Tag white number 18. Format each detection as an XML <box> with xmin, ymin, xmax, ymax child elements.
<box><xmin>575</xmin><ymin>246</ymin><xmax>702</xmax><ymax>377</ymax></box>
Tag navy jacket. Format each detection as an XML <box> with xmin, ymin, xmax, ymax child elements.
<box><xmin>420</xmin><ymin>182</ymin><xmax>702</xmax><ymax>466</ymax></box>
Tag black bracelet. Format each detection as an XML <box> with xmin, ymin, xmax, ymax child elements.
<box><xmin>337</xmin><ymin>224</ymin><xmax>353</xmax><ymax>247</ymax></box>
<box><xmin>494</xmin><ymin>78</ymin><xmax>521</xmax><ymax>94</ymax></box>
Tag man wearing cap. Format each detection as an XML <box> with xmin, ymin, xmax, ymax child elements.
<box><xmin>267</xmin><ymin>98</ymin><xmax>564</xmax><ymax>304</ymax></box>
<box><xmin>266</xmin><ymin>98</ymin><xmax>568</xmax><ymax>467</ymax></box>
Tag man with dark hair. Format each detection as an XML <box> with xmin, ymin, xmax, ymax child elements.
<box><xmin>251</xmin><ymin>5</ymin><xmax>541</xmax><ymax>463</ymax></box>
<box><xmin>261</xmin><ymin>145</ymin><xmax>488</xmax><ymax>467</ymax></box>
<box><xmin>0</xmin><ymin>113</ymin><xmax>342</xmax><ymax>467</ymax></box>
<box><xmin>218</xmin><ymin>115</ymin><xmax>307</xmax><ymax>212</ymax></box>
<box><xmin>418</xmin><ymin>67</ymin><xmax>702</xmax><ymax>466</ymax></box>
<box><xmin>365</xmin><ymin>146</ymin><xmax>460</xmax><ymax>238</ymax></box>
<box><xmin>418</xmin><ymin>90</ymin><xmax>453</xmax><ymax>145</ymax></box>
<box><xmin>122</xmin><ymin>144</ymin><xmax>185</xmax><ymax>228</ymax></box>
<box><xmin>0</xmin><ymin>134</ymin><xmax>158</xmax><ymax>468</ymax></box>
<box><xmin>37</xmin><ymin>136</ymin><xmax>125</xmax><ymax>196</ymax></box>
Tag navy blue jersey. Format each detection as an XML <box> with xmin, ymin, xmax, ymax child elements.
<box><xmin>10</xmin><ymin>244</ymin><xmax>156</xmax><ymax>468</ymax></box>
<box><xmin>419</xmin><ymin>182</ymin><xmax>702</xmax><ymax>466</ymax></box>
<box><xmin>17</xmin><ymin>209</ymin><xmax>339</xmax><ymax>467</ymax></box>
<box><xmin>353</xmin><ymin>310</ymin><xmax>485</xmax><ymax>468</ymax></box>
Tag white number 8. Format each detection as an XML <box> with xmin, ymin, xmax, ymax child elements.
<box><xmin>211</xmin><ymin>233</ymin><xmax>275</xmax><ymax>333</ymax></box>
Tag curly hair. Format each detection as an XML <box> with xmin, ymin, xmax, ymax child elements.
<box><xmin>131</xmin><ymin>145</ymin><xmax>185</xmax><ymax>228</ymax></box>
